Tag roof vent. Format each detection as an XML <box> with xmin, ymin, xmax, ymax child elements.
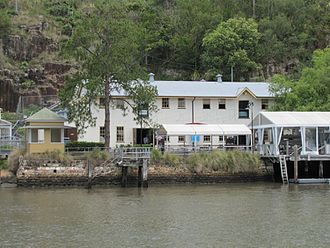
<box><xmin>216</xmin><ymin>74</ymin><xmax>222</xmax><ymax>83</ymax></box>
<box><xmin>148</xmin><ymin>73</ymin><xmax>155</xmax><ymax>82</ymax></box>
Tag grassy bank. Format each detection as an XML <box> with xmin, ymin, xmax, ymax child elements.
<box><xmin>151</xmin><ymin>150</ymin><xmax>263</xmax><ymax>174</ymax></box>
<box><xmin>9</xmin><ymin>148</ymin><xmax>263</xmax><ymax>176</ymax></box>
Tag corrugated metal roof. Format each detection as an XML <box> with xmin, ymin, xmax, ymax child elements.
<box><xmin>113</xmin><ymin>80</ymin><xmax>272</xmax><ymax>98</ymax></box>
<box><xmin>255</xmin><ymin>112</ymin><xmax>330</xmax><ymax>127</ymax></box>
<box><xmin>152</xmin><ymin>81</ymin><xmax>271</xmax><ymax>97</ymax></box>
<box><xmin>26</xmin><ymin>108</ymin><xmax>66</xmax><ymax>123</ymax></box>
<box><xmin>161</xmin><ymin>124</ymin><xmax>251</xmax><ymax>135</ymax></box>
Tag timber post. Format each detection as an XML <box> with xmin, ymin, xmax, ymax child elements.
<box><xmin>121</xmin><ymin>166</ymin><xmax>128</xmax><ymax>187</ymax></box>
<box><xmin>138</xmin><ymin>165</ymin><xmax>143</xmax><ymax>188</ymax></box>
<box><xmin>87</xmin><ymin>160</ymin><xmax>93</xmax><ymax>189</ymax></box>
<box><xmin>294</xmin><ymin>145</ymin><xmax>298</xmax><ymax>182</ymax></box>
<box><xmin>142</xmin><ymin>159</ymin><xmax>149</xmax><ymax>188</ymax></box>
<box><xmin>319</xmin><ymin>161</ymin><xmax>324</xmax><ymax>178</ymax></box>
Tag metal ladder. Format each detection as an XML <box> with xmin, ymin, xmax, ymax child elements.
<box><xmin>279</xmin><ymin>155</ymin><xmax>289</xmax><ymax>184</ymax></box>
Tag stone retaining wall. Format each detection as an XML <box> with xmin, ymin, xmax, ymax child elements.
<box><xmin>16</xmin><ymin>163</ymin><xmax>273</xmax><ymax>187</ymax></box>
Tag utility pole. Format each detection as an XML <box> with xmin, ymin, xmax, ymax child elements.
<box><xmin>252</xmin><ymin>0</ymin><xmax>256</xmax><ymax>18</ymax></box>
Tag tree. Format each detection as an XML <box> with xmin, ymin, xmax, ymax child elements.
<box><xmin>167</xmin><ymin>0</ymin><xmax>222</xmax><ymax>79</ymax></box>
<box><xmin>271</xmin><ymin>47</ymin><xmax>330</xmax><ymax>111</ymax></box>
<box><xmin>0</xmin><ymin>0</ymin><xmax>11</xmax><ymax>39</ymax></box>
<box><xmin>202</xmin><ymin>17</ymin><xmax>261</xmax><ymax>81</ymax></box>
<box><xmin>59</xmin><ymin>0</ymin><xmax>157</xmax><ymax>148</ymax></box>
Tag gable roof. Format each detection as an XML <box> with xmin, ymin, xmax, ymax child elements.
<box><xmin>114</xmin><ymin>80</ymin><xmax>272</xmax><ymax>98</ymax></box>
<box><xmin>154</xmin><ymin>81</ymin><xmax>271</xmax><ymax>98</ymax></box>
<box><xmin>252</xmin><ymin>112</ymin><xmax>330</xmax><ymax>127</ymax></box>
<box><xmin>26</xmin><ymin>108</ymin><xmax>66</xmax><ymax>123</ymax></box>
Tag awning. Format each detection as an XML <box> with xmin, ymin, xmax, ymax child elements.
<box><xmin>160</xmin><ymin>124</ymin><xmax>251</xmax><ymax>136</ymax></box>
<box><xmin>23</xmin><ymin>126</ymin><xmax>73</xmax><ymax>129</ymax></box>
<box><xmin>252</xmin><ymin>112</ymin><xmax>330</xmax><ymax>128</ymax></box>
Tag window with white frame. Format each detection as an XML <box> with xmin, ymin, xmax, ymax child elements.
<box><xmin>178</xmin><ymin>135</ymin><xmax>185</xmax><ymax>143</ymax></box>
<box><xmin>218</xmin><ymin>99</ymin><xmax>226</xmax><ymax>109</ymax></box>
<box><xmin>162</xmin><ymin>98</ymin><xmax>169</xmax><ymax>108</ymax></box>
<box><xmin>30</xmin><ymin>129</ymin><xmax>44</xmax><ymax>143</ymax></box>
<box><xmin>203</xmin><ymin>99</ymin><xmax>211</xmax><ymax>109</ymax></box>
<box><xmin>51</xmin><ymin>129</ymin><xmax>62</xmax><ymax>143</ymax></box>
<box><xmin>262</xmin><ymin>99</ymin><xmax>269</xmax><ymax>110</ymax></box>
<box><xmin>116</xmin><ymin>126</ymin><xmax>124</xmax><ymax>143</ymax></box>
<box><xmin>178</xmin><ymin>98</ymin><xmax>185</xmax><ymax>109</ymax></box>
<box><xmin>203</xmin><ymin>135</ymin><xmax>211</xmax><ymax>143</ymax></box>
<box><xmin>239</xmin><ymin>101</ymin><xmax>249</xmax><ymax>118</ymax></box>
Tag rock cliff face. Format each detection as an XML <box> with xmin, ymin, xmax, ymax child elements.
<box><xmin>4</xmin><ymin>34</ymin><xmax>57</xmax><ymax>61</ymax></box>
<box><xmin>0</xmin><ymin>23</ymin><xmax>74</xmax><ymax>112</ymax></box>
<box><xmin>0</xmin><ymin>70</ymin><xmax>21</xmax><ymax>112</ymax></box>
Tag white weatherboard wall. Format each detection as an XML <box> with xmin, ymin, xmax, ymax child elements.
<box><xmin>77</xmin><ymin>79</ymin><xmax>273</xmax><ymax>147</ymax></box>
<box><xmin>79</xmin><ymin>94</ymin><xmax>269</xmax><ymax>147</ymax></box>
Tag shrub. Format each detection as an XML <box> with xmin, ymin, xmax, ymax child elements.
<box><xmin>0</xmin><ymin>159</ymin><xmax>9</xmax><ymax>170</ymax></box>
<box><xmin>23</xmin><ymin>150</ymin><xmax>74</xmax><ymax>167</ymax></box>
<box><xmin>87</xmin><ymin>148</ymin><xmax>110</xmax><ymax>162</ymax></box>
<box><xmin>162</xmin><ymin>152</ymin><xmax>181</xmax><ymax>167</ymax></box>
<box><xmin>8</xmin><ymin>149</ymin><xmax>25</xmax><ymax>175</ymax></box>
<box><xmin>151</xmin><ymin>149</ymin><xmax>162</xmax><ymax>163</ymax></box>
<box><xmin>65</xmin><ymin>141</ymin><xmax>105</xmax><ymax>149</ymax></box>
<box><xmin>62</xmin><ymin>23</ymin><xmax>73</xmax><ymax>36</ymax></box>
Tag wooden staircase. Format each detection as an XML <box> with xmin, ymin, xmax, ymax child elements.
<box><xmin>279</xmin><ymin>155</ymin><xmax>289</xmax><ymax>184</ymax></box>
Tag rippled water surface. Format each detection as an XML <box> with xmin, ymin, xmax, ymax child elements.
<box><xmin>1</xmin><ymin>183</ymin><xmax>330</xmax><ymax>247</ymax></box>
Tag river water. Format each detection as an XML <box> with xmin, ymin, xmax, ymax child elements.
<box><xmin>1</xmin><ymin>183</ymin><xmax>330</xmax><ymax>248</ymax></box>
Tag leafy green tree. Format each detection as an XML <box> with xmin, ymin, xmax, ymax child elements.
<box><xmin>271</xmin><ymin>47</ymin><xmax>330</xmax><ymax>111</ymax></box>
<box><xmin>257</xmin><ymin>0</ymin><xmax>330</xmax><ymax>78</ymax></box>
<box><xmin>59</xmin><ymin>0</ymin><xmax>157</xmax><ymax>148</ymax></box>
<box><xmin>202</xmin><ymin>17</ymin><xmax>261</xmax><ymax>81</ymax></box>
<box><xmin>168</xmin><ymin>0</ymin><xmax>222</xmax><ymax>79</ymax></box>
<box><xmin>0</xmin><ymin>0</ymin><xmax>11</xmax><ymax>39</ymax></box>
<box><xmin>128</xmin><ymin>80</ymin><xmax>158</xmax><ymax>128</ymax></box>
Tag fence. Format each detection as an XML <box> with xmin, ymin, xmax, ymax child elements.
<box><xmin>0</xmin><ymin>137</ymin><xmax>24</xmax><ymax>156</ymax></box>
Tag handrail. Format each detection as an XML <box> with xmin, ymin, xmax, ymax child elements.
<box><xmin>289</xmin><ymin>146</ymin><xmax>302</xmax><ymax>156</ymax></box>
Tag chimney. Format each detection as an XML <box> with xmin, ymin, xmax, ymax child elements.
<box><xmin>216</xmin><ymin>74</ymin><xmax>222</xmax><ymax>83</ymax></box>
<box><xmin>148</xmin><ymin>73</ymin><xmax>155</xmax><ymax>82</ymax></box>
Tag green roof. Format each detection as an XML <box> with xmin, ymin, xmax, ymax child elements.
<box><xmin>26</xmin><ymin>108</ymin><xmax>66</xmax><ymax>123</ymax></box>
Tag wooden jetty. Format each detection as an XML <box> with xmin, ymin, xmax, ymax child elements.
<box><xmin>115</xmin><ymin>147</ymin><xmax>151</xmax><ymax>187</ymax></box>
<box><xmin>252</xmin><ymin>112</ymin><xmax>330</xmax><ymax>184</ymax></box>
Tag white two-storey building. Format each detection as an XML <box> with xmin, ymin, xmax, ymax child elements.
<box><xmin>79</xmin><ymin>74</ymin><xmax>273</xmax><ymax>148</ymax></box>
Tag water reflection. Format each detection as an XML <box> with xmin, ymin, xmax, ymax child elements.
<box><xmin>1</xmin><ymin>183</ymin><xmax>330</xmax><ymax>248</ymax></box>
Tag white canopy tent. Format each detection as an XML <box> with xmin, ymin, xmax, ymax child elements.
<box><xmin>251</xmin><ymin>112</ymin><xmax>330</xmax><ymax>156</ymax></box>
<box><xmin>158</xmin><ymin>124</ymin><xmax>252</xmax><ymax>152</ymax></box>
<box><xmin>160</xmin><ymin>124</ymin><xmax>251</xmax><ymax>136</ymax></box>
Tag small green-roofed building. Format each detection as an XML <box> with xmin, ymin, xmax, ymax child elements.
<box><xmin>24</xmin><ymin>108</ymin><xmax>66</xmax><ymax>154</ymax></box>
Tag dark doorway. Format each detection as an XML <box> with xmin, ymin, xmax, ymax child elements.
<box><xmin>238</xmin><ymin>135</ymin><xmax>246</xmax><ymax>146</ymax></box>
<box><xmin>135</xmin><ymin>128</ymin><xmax>153</xmax><ymax>145</ymax></box>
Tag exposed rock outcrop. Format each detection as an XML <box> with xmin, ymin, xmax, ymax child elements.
<box><xmin>0</xmin><ymin>61</ymin><xmax>74</xmax><ymax>112</ymax></box>
<box><xmin>3</xmin><ymin>34</ymin><xmax>57</xmax><ymax>61</ymax></box>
